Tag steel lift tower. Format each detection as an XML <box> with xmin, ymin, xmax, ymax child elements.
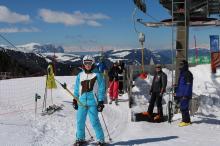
<box><xmin>136</xmin><ymin>0</ymin><xmax>220</xmax><ymax>84</ymax></box>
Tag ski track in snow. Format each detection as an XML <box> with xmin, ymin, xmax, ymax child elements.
<box><xmin>0</xmin><ymin>65</ymin><xmax>220</xmax><ymax>145</ymax></box>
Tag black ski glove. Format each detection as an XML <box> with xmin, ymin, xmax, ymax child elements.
<box><xmin>72</xmin><ymin>99</ymin><xmax>78</xmax><ymax>110</ymax></box>
<box><xmin>97</xmin><ymin>101</ymin><xmax>104</xmax><ymax>112</ymax></box>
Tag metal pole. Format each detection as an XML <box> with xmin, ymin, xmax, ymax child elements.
<box><xmin>35</xmin><ymin>94</ymin><xmax>41</xmax><ymax>119</ymax></box>
<box><xmin>194</xmin><ymin>35</ymin><xmax>198</xmax><ymax>64</ymax></box>
<box><xmin>54</xmin><ymin>78</ymin><xmax>87</xmax><ymax>108</ymax></box>
<box><xmin>35</xmin><ymin>99</ymin><xmax>37</xmax><ymax>120</ymax></box>
<box><xmin>141</xmin><ymin>42</ymin><xmax>145</xmax><ymax>73</ymax></box>
<box><xmin>94</xmin><ymin>94</ymin><xmax>112</xmax><ymax>141</ymax></box>
<box><xmin>85</xmin><ymin>125</ymin><xmax>94</xmax><ymax>140</ymax></box>
<box><xmin>42</xmin><ymin>75</ymin><xmax>48</xmax><ymax>112</ymax></box>
<box><xmin>51</xmin><ymin>88</ymin><xmax>53</xmax><ymax>105</ymax></box>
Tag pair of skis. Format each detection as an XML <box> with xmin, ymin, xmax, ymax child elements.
<box><xmin>41</xmin><ymin>104</ymin><xmax>64</xmax><ymax>116</ymax></box>
<box><xmin>73</xmin><ymin>140</ymin><xmax>109</xmax><ymax>146</ymax></box>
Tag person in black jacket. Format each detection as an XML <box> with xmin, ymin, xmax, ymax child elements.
<box><xmin>143</xmin><ymin>64</ymin><xmax>167</xmax><ymax>121</ymax></box>
<box><xmin>108</xmin><ymin>62</ymin><xmax>120</xmax><ymax>105</ymax></box>
<box><xmin>118</xmin><ymin>60</ymin><xmax>125</xmax><ymax>95</ymax></box>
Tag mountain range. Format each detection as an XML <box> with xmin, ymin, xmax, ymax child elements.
<box><xmin>0</xmin><ymin>43</ymin><xmax>211</xmax><ymax>77</ymax></box>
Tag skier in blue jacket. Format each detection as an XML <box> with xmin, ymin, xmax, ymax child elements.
<box><xmin>96</xmin><ymin>58</ymin><xmax>107</xmax><ymax>75</ymax></box>
<box><xmin>73</xmin><ymin>55</ymin><xmax>105</xmax><ymax>146</ymax></box>
<box><xmin>175</xmin><ymin>60</ymin><xmax>193</xmax><ymax>127</ymax></box>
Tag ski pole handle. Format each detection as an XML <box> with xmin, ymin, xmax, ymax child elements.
<box><xmin>64</xmin><ymin>87</ymin><xmax>86</xmax><ymax>108</ymax></box>
<box><xmin>54</xmin><ymin>78</ymin><xmax>87</xmax><ymax>108</ymax></box>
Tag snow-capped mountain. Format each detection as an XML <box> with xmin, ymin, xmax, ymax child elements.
<box><xmin>0</xmin><ymin>45</ymin><xmax>211</xmax><ymax>77</ymax></box>
<box><xmin>33</xmin><ymin>44</ymin><xmax>64</xmax><ymax>53</ymax></box>
<box><xmin>0</xmin><ymin>47</ymin><xmax>81</xmax><ymax>77</ymax></box>
<box><xmin>1</xmin><ymin>41</ymin><xmax>211</xmax><ymax>65</ymax></box>
<box><xmin>2</xmin><ymin>43</ymin><xmax>65</xmax><ymax>53</ymax></box>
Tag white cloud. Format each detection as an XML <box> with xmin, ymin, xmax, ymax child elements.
<box><xmin>39</xmin><ymin>9</ymin><xmax>110</xmax><ymax>27</ymax></box>
<box><xmin>0</xmin><ymin>27</ymin><xmax>40</xmax><ymax>33</ymax></box>
<box><xmin>87</xmin><ymin>20</ymin><xmax>101</xmax><ymax>27</ymax></box>
<box><xmin>0</xmin><ymin>5</ymin><xmax>30</xmax><ymax>23</ymax></box>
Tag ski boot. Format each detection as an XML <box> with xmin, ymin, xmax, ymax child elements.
<box><xmin>178</xmin><ymin>122</ymin><xmax>192</xmax><ymax>127</ymax></box>
<box><xmin>142</xmin><ymin>111</ymin><xmax>150</xmax><ymax>116</ymax></box>
<box><xmin>109</xmin><ymin>99</ymin><xmax>114</xmax><ymax>104</ymax></box>
<box><xmin>96</xmin><ymin>141</ymin><xmax>106</xmax><ymax>146</ymax></box>
<box><xmin>153</xmin><ymin>114</ymin><xmax>164</xmax><ymax>122</ymax></box>
<box><xmin>73</xmin><ymin>140</ymin><xmax>87</xmax><ymax>146</ymax></box>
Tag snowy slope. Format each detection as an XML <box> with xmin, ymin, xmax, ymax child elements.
<box><xmin>42</xmin><ymin>53</ymin><xmax>81</xmax><ymax>62</ymax></box>
<box><xmin>0</xmin><ymin>64</ymin><xmax>220</xmax><ymax>146</ymax></box>
<box><xmin>17</xmin><ymin>42</ymin><xmax>41</xmax><ymax>52</ymax></box>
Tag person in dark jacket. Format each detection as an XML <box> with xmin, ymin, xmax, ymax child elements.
<box><xmin>142</xmin><ymin>64</ymin><xmax>167</xmax><ymax>121</ymax></box>
<box><xmin>108</xmin><ymin>62</ymin><xmax>120</xmax><ymax>105</ymax></box>
<box><xmin>175</xmin><ymin>60</ymin><xmax>193</xmax><ymax>127</ymax></box>
<box><xmin>118</xmin><ymin>60</ymin><xmax>125</xmax><ymax>95</ymax></box>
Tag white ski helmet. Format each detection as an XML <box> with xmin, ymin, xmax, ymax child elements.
<box><xmin>83</xmin><ymin>55</ymin><xmax>95</xmax><ymax>65</ymax></box>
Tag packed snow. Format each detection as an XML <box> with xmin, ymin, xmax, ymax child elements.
<box><xmin>0</xmin><ymin>64</ymin><xmax>220</xmax><ymax>146</ymax></box>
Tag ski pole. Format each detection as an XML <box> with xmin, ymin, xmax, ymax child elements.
<box><xmin>85</xmin><ymin>125</ymin><xmax>94</xmax><ymax>140</ymax></box>
<box><xmin>35</xmin><ymin>93</ymin><xmax>41</xmax><ymax>119</ymax></box>
<box><xmin>94</xmin><ymin>94</ymin><xmax>112</xmax><ymax>141</ymax></box>
<box><xmin>54</xmin><ymin>79</ymin><xmax>87</xmax><ymax>108</ymax></box>
<box><xmin>42</xmin><ymin>75</ymin><xmax>48</xmax><ymax>112</ymax></box>
<box><xmin>55</xmin><ymin>79</ymin><xmax>95</xmax><ymax>138</ymax></box>
<box><xmin>100</xmin><ymin>111</ymin><xmax>112</xmax><ymax>141</ymax></box>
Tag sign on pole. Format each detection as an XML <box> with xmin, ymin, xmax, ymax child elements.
<box><xmin>210</xmin><ymin>35</ymin><xmax>220</xmax><ymax>73</ymax></box>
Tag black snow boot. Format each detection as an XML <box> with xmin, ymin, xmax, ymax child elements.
<box><xmin>96</xmin><ymin>141</ymin><xmax>106</xmax><ymax>146</ymax></box>
<box><xmin>73</xmin><ymin>140</ymin><xmax>87</xmax><ymax>146</ymax></box>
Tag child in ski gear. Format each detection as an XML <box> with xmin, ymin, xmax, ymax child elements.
<box><xmin>73</xmin><ymin>55</ymin><xmax>105</xmax><ymax>145</ymax></box>
<box><xmin>175</xmin><ymin>60</ymin><xmax>193</xmax><ymax>127</ymax></box>
<box><xmin>143</xmin><ymin>64</ymin><xmax>167</xmax><ymax>121</ymax></box>
<box><xmin>108</xmin><ymin>62</ymin><xmax>120</xmax><ymax>105</ymax></box>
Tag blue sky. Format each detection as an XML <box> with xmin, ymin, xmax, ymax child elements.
<box><xmin>0</xmin><ymin>0</ymin><xmax>219</xmax><ymax>52</ymax></box>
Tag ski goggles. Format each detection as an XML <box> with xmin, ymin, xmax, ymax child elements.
<box><xmin>83</xmin><ymin>60</ymin><xmax>93</xmax><ymax>66</ymax></box>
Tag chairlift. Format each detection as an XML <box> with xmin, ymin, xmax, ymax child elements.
<box><xmin>133</xmin><ymin>0</ymin><xmax>148</xmax><ymax>79</ymax></box>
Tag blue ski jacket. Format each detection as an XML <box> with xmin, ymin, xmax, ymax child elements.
<box><xmin>176</xmin><ymin>70</ymin><xmax>193</xmax><ymax>98</ymax></box>
<box><xmin>73</xmin><ymin>70</ymin><xmax>105</xmax><ymax>106</ymax></box>
<box><xmin>96</xmin><ymin>62</ymin><xmax>107</xmax><ymax>73</ymax></box>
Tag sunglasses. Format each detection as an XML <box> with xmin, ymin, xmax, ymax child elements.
<box><xmin>84</xmin><ymin>61</ymin><xmax>93</xmax><ymax>66</ymax></box>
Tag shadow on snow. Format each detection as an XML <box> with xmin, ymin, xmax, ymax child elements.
<box><xmin>193</xmin><ymin>117</ymin><xmax>220</xmax><ymax>125</ymax></box>
<box><xmin>111</xmin><ymin>136</ymin><xmax>178</xmax><ymax>145</ymax></box>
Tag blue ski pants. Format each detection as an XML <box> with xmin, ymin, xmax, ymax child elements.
<box><xmin>76</xmin><ymin>105</ymin><xmax>104</xmax><ymax>142</ymax></box>
<box><xmin>180</xmin><ymin>97</ymin><xmax>191</xmax><ymax>123</ymax></box>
